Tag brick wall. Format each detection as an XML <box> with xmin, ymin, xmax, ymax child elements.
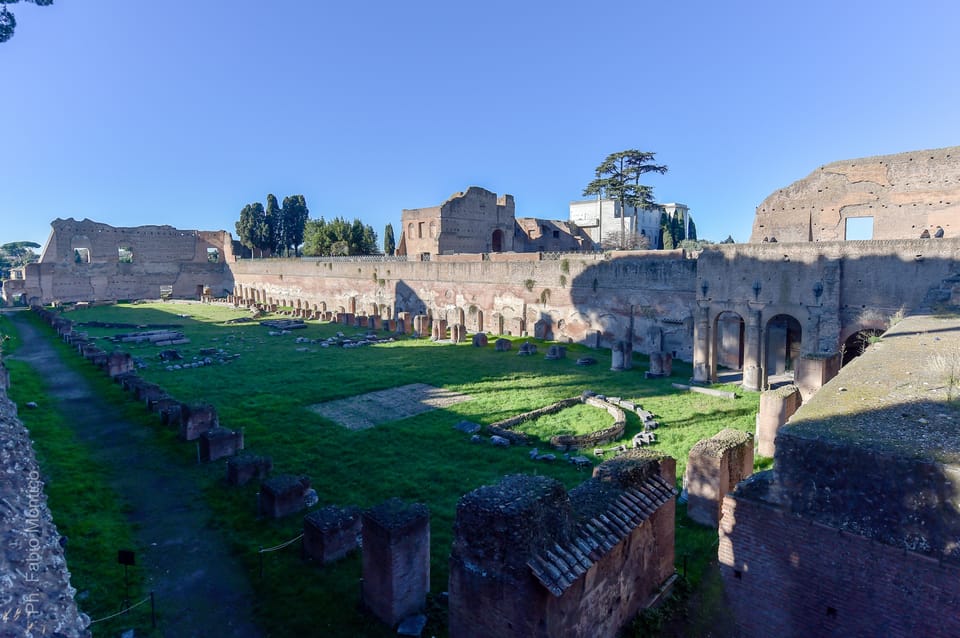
<box><xmin>719</xmin><ymin>492</ymin><xmax>960</xmax><ymax>638</ymax></box>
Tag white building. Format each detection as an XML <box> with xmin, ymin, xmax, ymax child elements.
<box><xmin>569</xmin><ymin>199</ymin><xmax>690</xmax><ymax>249</ymax></box>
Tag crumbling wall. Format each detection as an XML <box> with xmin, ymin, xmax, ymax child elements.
<box><xmin>756</xmin><ymin>385</ymin><xmax>801</xmax><ymax>457</ymax></box>
<box><xmin>448</xmin><ymin>451</ymin><xmax>676</xmax><ymax>638</ymax></box>
<box><xmin>0</xmin><ymin>378</ymin><xmax>90</xmax><ymax>637</ymax></box>
<box><xmin>750</xmin><ymin>146</ymin><xmax>960</xmax><ymax>243</ymax></box>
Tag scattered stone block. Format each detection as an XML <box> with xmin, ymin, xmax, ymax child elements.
<box><xmin>646</xmin><ymin>351</ymin><xmax>674</xmax><ymax>378</ymax></box>
<box><xmin>362</xmin><ymin>499</ymin><xmax>430</xmax><ymax>627</ymax></box>
<box><xmin>179</xmin><ymin>403</ymin><xmax>219</xmax><ymax>441</ymax></box>
<box><xmin>517</xmin><ymin>342</ymin><xmax>537</xmax><ymax>356</ymax></box>
<box><xmin>494</xmin><ymin>338</ymin><xmax>512</xmax><ymax>352</ymax></box>
<box><xmin>471</xmin><ymin>333</ymin><xmax>488</xmax><ymax>347</ymax></box>
<box><xmin>303</xmin><ymin>505</ymin><xmax>362</xmax><ymax>564</ymax></box>
<box><xmin>199</xmin><ymin>427</ymin><xmax>244</xmax><ymax>462</ymax></box>
<box><xmin>490</xmin><ymin>435</ymin><xmax>511</xmax><ymax>447</ymax></box>
<box><xmin>106</xmin><ymin>351</ymin><xmax>135</xmax><ymax>377</ymax></box>
<box><xmin>453</xmin><ymin>421</ymin><xmax>482</xmax><ymax>435</ymax></box>
<box><xmin>544</xmin><ymin>345</ymin><xmax>566</xmax><ymax>360</ymax></box>
<box><xmin>260</xmin><ymin>474</ymin><xmax>312</xmax><ymax>518</ymax></box>
<box><xmin>226</xmin><ymin>454</ymin><xmax>272</xmax><ymax>486</ymax></box>
<box><xmin>575</xmin><ymin>356</ymin><xmax>597</xmax><ymax>366</ymax></box>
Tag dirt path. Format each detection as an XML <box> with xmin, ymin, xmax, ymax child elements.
<box><xmin>7</xmin><ymin>311</ymin><xmax>263</xmax><ymax>638</ymax></box>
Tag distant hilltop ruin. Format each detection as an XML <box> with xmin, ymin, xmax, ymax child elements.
<box><xmin>750</xmin><ymin>146</ymin><xmax>960</xmax><ymax>242</ymax></box>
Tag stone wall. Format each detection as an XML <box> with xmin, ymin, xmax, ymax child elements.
<box><xmin>231</xmin><ymin>250</ymin><xmax>698</xmax><ymax>357</ymax></box>
<box><xmin>2</xmin><ymin>218</ymin><xmax>234</xmax><ymax>304</ymax></box>
<box><xmin>719</xmin><ymin>484</ymin><xmax>960</xmax><ymax>638</ymax></box>
<box><xmin>448</xmin><ymin>451</ymin><xmax>677</xmax><ymax>638</ymax></box>
<box><xmin>719</xmin><ymin>314</ymin><xmax>960</xmax><ymax>635</ymax></box>
<box><xmin>399</xmin><ymin>187</ymin><xmax>518</xmax><ymax>256</ymax></box>
<box><xmin>0</xmin><ymin>375</ymin><xmax>90</xmax><ymax>637</ymax></box>
<box><xmin>750</xmin><ymin>146</ymin><xmax>960</xmax><ymax>243</ymax></box>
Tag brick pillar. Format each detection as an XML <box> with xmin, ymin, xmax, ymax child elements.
<box><xmin>362</xmin><ymin>499</ymin><xmax>430</xmax><ymax>627</ymax></box>
<box><xmin>692</xmin><ymin>303</ymin><xmax>711</xmax><ymax>383</ymax></box>
<box><xmin>756</xmin><ymin>385</ymin><xmax>802</xmax><ymax>457</ymax></box>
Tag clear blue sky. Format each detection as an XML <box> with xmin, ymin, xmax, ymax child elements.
<box><xmin>3</xmin><ymin>1</ymin><xmax>959</xmax><ymax>250</ymax></box>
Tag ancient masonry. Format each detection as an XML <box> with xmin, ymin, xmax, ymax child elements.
<box><xmin>750</xmin><ymin>146</ymin><xmax>960</xmax><ymax>242</ymax></box>
<box><xmin>0</xmin><ymin>357</ymin><xmax>91</xmax><ymax>638</ymax></box>
<box><xmin>719</xmin><ymin>313</ymin><xmax>960</xmax><ymax>637</ymax></box>
<box><xmin>449</xmin><ymin>450</ymin><xmax>676</xmax><ymax>638</ymax></box>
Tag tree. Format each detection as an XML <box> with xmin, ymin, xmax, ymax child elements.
<box><xmin>301</xmin><ymin>216</ymin><xmax>377</xmax><ymax>257</ymax></box>
<box><xmin>235</xmin><ymin>202</ymin><xmax>262</xmax><ymax>257</ymax></box>
<box><xmin>0</xmin><ymin>241</ymin><xmax>40</xmax><ymax>278</ymax></box>
<box><xmin>265</xmin><ymin>194</ymin><xmax>282</xmax><ymax>255</ymax></box>
<box><xmin>0</xmin><ymin>0</ymin><xmax>54</xmax><ymax>44</ymax></box>
<box><xmin>383</xmin><ymin>223</ymin><xmax>396</xmax><ymax>255</ymax></box>
<box><xmin>583</xmin><ymin>149</ymin><xmax>667</xmax><ymax>249</ymax></box>
<box><xmin>660</xmin><ymin>212</ymin><xmax>675</xmax><ymax>250</ymax></box>
<box><xmin>281</xmin><ymin>195</ymin><xmax>309</xmax><ymax>257</ymax></box>
<box><xmin>688</xmin><ymin>217</ymin><xmax>697</xmax><ymax>241</ymax></box>
<box><xmin>600</xmin><ymin>230</ymin><xmax>650</xmax><ymax>251</ymax></box>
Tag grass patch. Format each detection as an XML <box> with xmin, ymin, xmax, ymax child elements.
<box><xmin>1</xmin><ymin>313</ymin><xmax>157</xmax><ymax>637</ymax></box>
<box><xmin>17</xmin><ymin>302</ymin><xmax>761</xmax><ymax>636</ymax></box>
<box><xmin>517</xmin><ymin>401</ymin><xmax>614</xmax><ymax>439</ymax></box>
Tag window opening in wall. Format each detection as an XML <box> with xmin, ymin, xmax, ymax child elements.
<box><xmin>74</xmin><ymin>248</ymin><xmax>90</xmax><ymax>263</ymax></box>
<box><xmin>118</xmin><ymin>247</ymin><xmax>134</xmax><ymax>263</ymax></box>
<box><xmin>418</xmin><ymin>222</ymin><xmax>424</xmax><ymax>239</ymax></box>
<box><xmin>207</xmin><ymin>247</ymin><xmax>220</xmax><ymax>263</ymax></box>
<box><xmin>552</xmin><ymin>230</ymin><xmax>560</xmax><ymax>238</ymax></box>
<box><xmin>845</xmin><ymin>216</ymin><xmax>873</xmax><ymax>240</ymax></box>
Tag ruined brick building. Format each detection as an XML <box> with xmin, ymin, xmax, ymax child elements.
<box><xmin>3</xmin><ymin>145</ymin><xmax>960</xmax><ymax>636</ymax></box>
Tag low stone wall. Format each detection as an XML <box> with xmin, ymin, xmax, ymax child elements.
<box><xmin>486</xmin><ymin>395</ymin><xmax>626</xmax><ymax>450</ymax></box>
<box><xmin>0</xmin><ymin>373</ymin><xmax>90</xmax><ymax>637</ymax></box>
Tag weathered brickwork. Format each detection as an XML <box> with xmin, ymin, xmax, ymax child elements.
<box><xmin>719</xmin><ymin>491</ymin><xmax>960</xmax><ymax>638</ymax></box>
<box><xmin>750</xmin><ymin>146</ymin><xmax>960</xmax><ymax>242</ymax></box>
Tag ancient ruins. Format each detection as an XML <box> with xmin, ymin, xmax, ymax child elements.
<box><xmin>3</xmin><ymin>145</ymin><xmax>960</xmax><ymax>636</ymax></box>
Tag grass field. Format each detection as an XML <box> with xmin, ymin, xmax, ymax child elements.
<box><xmin>6</xmin><ymin>301</ymin><xmax>762</xmax><ymax>637</ymax></box>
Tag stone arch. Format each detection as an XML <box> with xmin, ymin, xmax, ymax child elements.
<box><xmin>841</xmin><ymin>329</ymin><xmax>884</xmax><ymax>366</ymax></box>
<box><xmin>491</xmin><ymin>229</ymin><xmax>504</xmax><ymax>253</ymax></box>
<box><xmin>764</xmin><ymin>313</ymin><xmax>803</xmax><ymax>379</ymax></box>
<box><xmin>476</xmin><ymin>309</ymin><xmax>484</xmax><ymax>333</ymax></box>
<box><xmin>457</xmin><ymin>307</ymin><xmax>466</xmax><ymax>326</ymax></box>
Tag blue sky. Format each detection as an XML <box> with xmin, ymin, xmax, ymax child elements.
<box><xmin>3</xmin><ymin>1</ymin><xmax>959</xmax><ymax>250</ymax></box>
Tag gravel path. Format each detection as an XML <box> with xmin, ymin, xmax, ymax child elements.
<box><xmin>7</xmin><ymin>311</ymin><xmax>263</xmax><ymax>638</ymax></box>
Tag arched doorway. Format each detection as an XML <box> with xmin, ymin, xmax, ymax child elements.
<box><xmin>491</xmin><ymin>229</ymin><xmax>503</xmax><ymax>252</ymax></box>
<box><xmin>841</xmin><ymin>329</ymin><xmax>883</xmax><ymax>366</ymax></box>
<box><xmin>765</xmin><ymin>314</ymin><xmax>802</xmax><ymax>377</ymax></box>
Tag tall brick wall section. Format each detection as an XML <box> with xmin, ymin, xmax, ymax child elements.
<box><xmin>750</xmin><ymin>146</ymin><xmax>960</xmax><ymax>243</ymax></box>
<box><xmin>719</xmin><ymin>491</ymin><xmax>960</xmax><ymax>638</ymax></box>
<box><xmin>755</xmin><ymin>385</ymin><xmax>801</xmax><ymax>457</ymax></box>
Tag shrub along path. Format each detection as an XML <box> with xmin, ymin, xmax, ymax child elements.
<box><xmin>8</xmin><ymin>312</ymin><xmax>262</xmax><ymax>637</ymax></box>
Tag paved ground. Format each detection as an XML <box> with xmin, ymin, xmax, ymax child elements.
<box><xmin>6</xmin><ymin>311</ymin><xmax>262</xmax><ymax>638</ymax></box>
<box><xmin>308</xmin><ymin>382</ymin><xmax>470</xmax><ymax>430</ymax></box>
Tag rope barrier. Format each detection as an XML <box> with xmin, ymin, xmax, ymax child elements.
<box><xmin>89</xmin><ymin>595</ymin><xmax>151</xmax><ymax>624</ymax></box>
<box><xmin>259</xmin><ymin>533</ymin><xmax>304</xmax><ymax>553</ymax></box>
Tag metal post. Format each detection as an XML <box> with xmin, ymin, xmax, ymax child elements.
<box><xmin>150</xmin><ymin>591</ymin><xmax>156</xmax><ymax>628</ymax></box>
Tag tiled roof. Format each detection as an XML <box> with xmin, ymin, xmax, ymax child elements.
<box><xmin>526</xmin><ymin>474</ymin><xmax>676</xmax><ymax>596</ymax></box>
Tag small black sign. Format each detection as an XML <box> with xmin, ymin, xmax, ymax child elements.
<box><xmin>117</xmin><ymin>549</ymin><xmax>136</xmax><ymax>566</ymax></box>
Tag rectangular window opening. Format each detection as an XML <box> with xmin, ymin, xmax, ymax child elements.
<box><xmin>845</xmin><ymin>217</ymin><xmax>873</xmax><ymax>240</ymax></box>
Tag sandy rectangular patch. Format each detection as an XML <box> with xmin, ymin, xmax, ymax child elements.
<box><xmin>308</xmin><ymin>383</ymin><xmax>471</xmax><ymax>430</ymax></box>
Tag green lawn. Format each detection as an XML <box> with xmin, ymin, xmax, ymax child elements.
<box><xmin>9</xmin><ymin>302</ymin><xmax>760</xmax><ymax>637</ymax></box>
